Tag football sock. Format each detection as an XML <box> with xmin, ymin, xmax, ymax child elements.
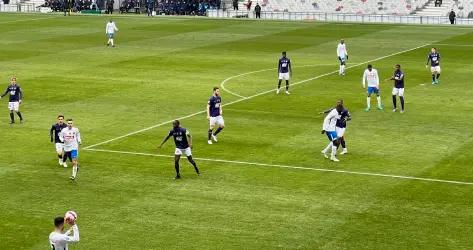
<box><xmin>339</xmin><ymin>65</ymin><xmax>342</xmax><ymax>74</ymax></box>
<box><xmin>208</xmin><ymin>129</ymin><xmax>213</xmax><ymax>140</ymax></box>
<box><xmin>111</xmin><ymin>39</ymin><xmax>114</xmax><ymax>46</ymax></box>
<box><xmin>58</xmin><ymin>154</ymin><xmax>62</xmax><ymax>159</ymax></box>
<box><xmin>341</xmin><ymin>65</ymin><xmax>345</xmax><ymax>74</ymax></box>
<box><xmin>432</xmin><ymin>74</ymin><xmax>436</xmax><ymax>82</ymax></box>
<box><xmin>331</xmin><ymin>145</ymin><xmax>337</xmax><ymax>157</ymax></box>
<box><xmin>174</xmin><ymin>161</ymin><xmax>180</xmax><ymax>175</ymax></box>
<box><xmin>285</xmin><ymin>81</ymin><xmax>289</xmax><ymax>91</ymax></box>
<box><xmin>72</xmin><ymin>165</ymin><xmax>77</xmax><ymax>178</ymax></box>
<box><xmin>9</xmin><ymin>112</ymin><xmax>14</xmax><ymax>123</ymax></box>
<box><xmin>16</xmin><ymin>111</ymin><xmax>22</xmax><ymax>120</ymax></box>
<box><xmin>392</xmin><ymin>95</ymin><xmax>397</xmax><ymax>109</ymax></box>
<box><xmin>277</xmin><ymin>80</ymin><xmax>282</xmax><ymax>89</ymax></box>
<box><xmin>400</xmin><ymin>96</ymin><xmax>405</xmax><ymax>110</ymax></box>
<box><xmin>323</xmin><ymin>142</ymin><xmax>332</xmax><ymax>153</ymax></box>
<box><xmin>377</xmin><ymin>96</ymin><xmax>382</xmax><ymax>107</ymax></box>
<box><xmin>187</xmin><ymin>156</ymin><xmax>200</xmax><ymax>174</ymax></box>
<box><xmin>214</xmin><ymin>127</ymin><xmax>223</xmax><ymax>136</ymax></box>
<box><xmin>366</xmin><ymin>97</ymin><xmax>371</xmax><ymax>108</ymax></box>
<box><xmin>436</xmin><ymin>74</ymin><xmax>440</xmax><ymax>80</ymax></box>
<box><xmin>340</xmin><ymin>137</ymin><xmax>346</xmax><ymax>149</ymax></box>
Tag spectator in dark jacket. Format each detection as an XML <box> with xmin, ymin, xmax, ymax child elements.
<box><xmin>254</xmin><ymin>2</ymin><xmax>260</xmax><ymax>18</ymax></box>
<box><xmin>449</xmin><ymin>9</ymin><xmax>456</xmax><ymax>24</ymax></box>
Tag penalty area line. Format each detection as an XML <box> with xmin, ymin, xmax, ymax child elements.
<box><xmin>85</xmin><ymin>43</ymin><xmax>430</xmax><ymax>150</ymax></box>
<box><xmin>85</xmin><ymin>148</ymin><xmax>473</xmax><ymax>186</ymax></box>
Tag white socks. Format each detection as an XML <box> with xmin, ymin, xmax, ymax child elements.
<box><xmin>323</xmin><ymin>142</ymin><xmax>332</xmax><ymax>153</ymax></box>
<box><xmin>377</xmin><ymin>96</ymin><xmax>382</xmax><ymax>107</ymax></box>
<box><xmin>331</xmin><ymin>146</ymin><xmax>337</xmax><ymax>157</ymax></box>
<box><xmin>339</xmin><ymin>65</ymin><xmax>345</xmax><ymax>74</ymax></box>
<box><xmin>366</xmin><ymin>97</ymin><xmax>371</xmax><ymax>108</ymax></box>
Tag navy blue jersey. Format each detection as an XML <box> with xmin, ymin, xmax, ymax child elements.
<box><xmin>428</xmin><ymin>52</ymin><xmax>440</xmax><ymax>66</ymax></box>
<box><xmin>51</xmin><ymin>123</ymin><xmax>67</xmax><ymax>143</ymax></box>
<box><xmin>168</xmin><ymin>127</ymin><xmax>190</xmax><ymax>149</ymax></box>
<box><xmin>208</xmin><ymin>95</ymin><xmax>221</xmax><ymax>117</ymax></box>
<box><xmin>393</xmin><ymin>70</ymin><xmax>404</xmax><ymax>88</ymax></box>
<box><xmin>1</xmin><ymin>84</ymin><xmax>22</xmax><ymax>102</ymax></box>
<box><xmin>278</xmin><ymin>57</ymin><xmax>291</xmax><ymax>73</ymax></box>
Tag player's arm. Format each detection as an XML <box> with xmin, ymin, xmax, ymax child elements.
<box><xmin>18</xmin><ymin>86</ymin><xmax>22</xmax><ymax>102</ymax></box>
<box><xmin>220</xmin><ymin>104</ymin><xmax>223</xmax><ymax>116</ymax></box>
<box><xmin>277</xmin><ymin>60</ymin><xmax>281</xmax><ymax>75</ymax></box>
<box><xmin>158</xmin><ymin>132</ymin><xmax>172</xmax><ymax>148</ymax></box>
<box><xmin>345</xmin><ymin>111</ymin><xmax>352</xmax><ymax>122</ymax></box>
<box><xmin>362</xmin><ymin>71</ymin><xmax>366</xmax><ymax>88</ymax></box>
<box><xmin>59</xmin><ymin>129</ymin><xmax>65</xmax><ymax>143</ymax></box>
<box><xmin>206</xmin><ymin>102</ymin><xmax>211</xmax><ymax>119</ymax></box>
<box><xmin>76</xmin><ymin>130</ymin><xmax>82</xmax><ymax>145</ymax></box>
<box><xmin>426</xmin><ymin>55</ymin><xmax>431</xmax><ymax>66</ymax></box>
<box><xmin>0</xmin><ymin>87</ymin><xmax>8</xmax><ymax>98</ymax></box>
<box><xmin>50</xmin><ymin>126</ymin><xmax>55</xmax><ymax>142</ymax></box>
<box><xmin>186</xmin><ymin>130</ymin><xmax>192</xmax><ymax>148</ymax></box>
<box><xmin>61</xmin><ymin>224</ymin><xmax>79</xmax><ymax>243</ymax></box>
<box><xmin>114</xmin><ymin>23</ymin><xmax>118</xmax><ymax>32</ymax></box>
<box><xmin>336</xmin><ymin>45</ymin><xmax>340</xmax><ymax>59</ymax></box>
<box><xmin>288</xmin><ymin>60</ymin><xmax>292</xmax><ymax>75</ymax></box>
<box><xmin>375</xmin><ymin>71</ymin><xmax>380</xmax><ymax>89</ymax></box>
<box><xmin>319</xmin><ymin>108</ymin><xmax>333</xmax><ymax>115</ymax></box>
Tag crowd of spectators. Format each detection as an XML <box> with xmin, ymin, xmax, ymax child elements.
<box><xmin>41</xmin><ymin>0</ymin><xmax>219</xmax><ymax>15</ymax></box>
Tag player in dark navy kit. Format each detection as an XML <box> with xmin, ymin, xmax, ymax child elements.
<box><xmin>390</xmin><ymin>64</ymin><xmax>405</xmax><ymax>113</ymax></box>
<box><xmin>426</xmin><ymin>47</ymin><xmax>441</xmax><ymax>85</ymax></box>
<box><xmin>158</xmin><ymin>120</ymin><xmax>200</xmax><ymax>179</ymax></box>
<box><xmin>277</xmin><ymin>51</ymin><xmax>292</xmax><ymax>95</ymax></box>
<box><xmin>0</xmin><ymin>76</ymin><xmax>23</xmax><ymax>124</ymax></box>
<box><xmin>207</xmin><ymin>87</ymin><xmax>224</xmax><ymax>145</ymax></box>
<box><xmin>320</xmin><ymin>100</ymin><xmax>351</xmax><ymax>155</ymax></box>
<box><xmin>50</xmin><ymin>115</ymin><xmax>68</xmax><ymax>166</ymax></box>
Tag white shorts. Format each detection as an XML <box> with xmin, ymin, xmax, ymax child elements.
<box><xmin>209</xmin><ymin>115</ymin><xmax>225</xmax><ymax>127</ymax></box>
<box><xmin>8</xmin><ymin>102</ymin><xmax>19</xmax><ymax>111</ymax></box>
<box><xmin>175</xmin><ymin>147</ymin><xmax>192</xmax><ymax>156</ymax></box>
<box><xmin>431</xmin><ymin>66</ymin><xmax>441</xmax><ymax>74</ymax></box>
<box><xmin>278</xmin><ymin>72</ymin><xmax>290</xmax><ymax>80</ymax></box>
<box><xmin>335</xmin><ymin>127</ymin><xmax>346</xmax><ymax>137</ymax></box>
<box><xmin>392</xmin><ymin>88</ymin><xmax>405</xmax><ymax>97</ymax></box>
<box><xmin>55</xmin><ymin>143</ymin><xmax>64</xmax><ymax>154</ymax></box>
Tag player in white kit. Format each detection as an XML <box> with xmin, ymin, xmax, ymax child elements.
<box><xmin>49</xmin><ymin>216</ymin><xmax>79</xmax><ymax>250</ymax></box>
<box><xmin>337</xmin><ymin>39</ymin><xmax>348</xmax><ymax>75</ymax></box>
<box><xmin>60</xmin><ymin>119</ymin><xmax>82</xmax><ymax>180</ymax></box>
<box><xmin>105</xmin><ymin>20</ymin><xmax>119</xmax><ymax>47</ymax></box>
<box><xmin>362</xmin><ymin>64</ymin><xmax>383</xmax><ymax>111</ymax></box>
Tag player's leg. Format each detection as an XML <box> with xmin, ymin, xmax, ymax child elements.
<box><xmin>208</xmin><ymin>118</ymin><xmax>215</xmax><ymax>144</ymax></box>
<box><xmin>341</xmin><ymin>60</ymin><xmax>346</xmax><ymax>75</ymax></box>
<box><xmin>70</xmin><ymin>150</ymin><xmax>79</xmax><ymax>180</ymax></box>
<box><xmin>435</xmin><ymin>67</ymin><xmax>441</xmax><ymax>84</ymax></box>
<box><xmin>366</xmin><ymin>90</ymin><xmax>371</xmax><ymax>111</ymax></box>
<box><xmin>431</xmin><ymin>67</ymin><xmax>436</xmax><ymax>85</ymax></box>
<box><xmin>376</xmin><ymin>90</ymin><xmax>383</xmax><ymax>110</ymax></box>
<box><xmin>321</xmin><ymin>141</ymin><xmax>332</xmax><ymax>158</ymax></box>
<box><xmin>399</xmin><ymin>88</ymin><xmax>405</xmax><ymax>113</ymax></box>
<box><xmin>212</xmin><ymin>117</ymin><xmax>224</xmax><ymax>142</ymax></box>
<box><xmin>174</xmin><ymin>153</ymin><xmax>181</xmax><ymax>179</ymax></box>
<box><xmin>14</xmin><ymin>103</ymin><xmax>22</xmax><ymax>122</ymax></box>
<box><xmin>185</xmin><ymin>148</ymin><xmax>200</xmax><ymax>175</ymax></box>
<box><xmin>330</xmin><ymin>136</ymin><xmax>340</xmax><ymax>162</ymax></box>
<box><xmin>336</xmin><ymin>127</ymin><xmax>347</xmax><ymax>154</ymax></box>
<box><xmin>277</xmin><ymin>76</ymin><xmax>282</xmax><ymax>94</ymax></box>
<box><xmin>392</xmin><ymin>88</ymin><xmax>397</xmax><ymax>112</ymax></box>
<box><xmin>285</xmin><ymin>80</ymin><xmax>290</xmax><ymax>94</ymax></box>
<box><xmin>63</xmin><ymin>151</ymin><xmax>71</xmax><ymax>167</ymax></box>
<box><xmin>55</xmin><ymin>143</ymin><xmax>64</xmax><ymax>165</ymax></box>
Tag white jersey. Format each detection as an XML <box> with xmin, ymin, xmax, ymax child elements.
<box><xmin>362</xmin><ymin>69</ymin><xmax>379</xmax><ymax>87</ymax></box>
<box><xmin>49</xmin><ymin>224</ymin><xmax>79</xmax><ymax>250</ymax></box>
<box><xmin>322</xmin><ymin>109</ymin><xmax>340</xmax><ymax>132</ymax></box>
<box><xmin>105</xmin><ymin>22</ymin><xmax>118</xmax><ymax>34</ymax></box>
<box><xmin>60</xmin><ymin>127</ymin><xmax>81</xmax><ymax>152</ymax></box>
<box><xmin>337</xmin><ymin>43</ymin><xmax>347</xmax><ymax>58</ymax></box>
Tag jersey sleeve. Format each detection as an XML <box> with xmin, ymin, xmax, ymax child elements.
<box><xmin>18</xmin><ymin>85</ymin><xmax>22</xmax><ymax>100</ymax></box>
<box><xmin>362</xmin><ymin>70</ymin><xmax>366</xmax><ymax>85</ymax></box>
<box><xmin>59</xmin><ymin>128</ymin><xmax>65</xmax><ymax>142</ymax></box>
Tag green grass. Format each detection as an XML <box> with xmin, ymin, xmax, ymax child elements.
<box><xmin>1</xmin><ymin>13</ymin><xmax>473</xmax><ymax>249</ymax></box>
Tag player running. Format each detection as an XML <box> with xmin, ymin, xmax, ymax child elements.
<box><xmin>337</xmin><ymin>39</ymin><xmax>348</xmax><ymax>75</ymax></box>
<box><xmin>207</xmin><ymin>87</ymin><xmax>225</xmax><ymax>144</ymax></box>
<box><xmin>158</xmin><ymin>120</ymin><xmax>200</xmax><ymax>179</ymax></box>
<box><xmin>390</xmin><ymin>64</ymin><xmax>405</xmax><ymax>113</ymax></box>
<box><xmin>426</xmin><ymin>47</ymin><xmax>441</xmax><ymax>85</ymax></box>
<box><xmin>321</xmin><ymin>100</ymin><xmax>351</xmax><ymax>155</ymax></box>
<box><xmin>49</xmin><ymin>216</ymin><xmax>79</xmax><ymax>250</ymax></box>
<box><xmin>0</xmin><ymin>76</ymin><xmax>23</xmax><ymax>124</ymax></box>
<box><xmin>60</xmin><ymin>119</ymin><xmax>81</xmax><ymax>180</ymax></box>
<box><xmin>50</xmin><ymin>115</ymin><xmax>67</xmax><ymax>166</ymax></box>
<box><xmin>276</xmin><ymin>51</ymin><xmax>292</xmax><ymax>95</ymax></box>
<box><xmin>321</xmin><ymin>102</ymin><xmax>343</xmax><ymax>162</ymax></box>
<box><xmin>105</xmin><ymin>20</ymin><xmax>119</xmax><ymax>47</ymax></box>
<box><xmin>362</xmin><ymin>64</ymin><xmax>383</xmax><ymax>111</ymax></box>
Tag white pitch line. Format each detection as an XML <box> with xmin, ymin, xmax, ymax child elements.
<box><xmin>433</xmin><ymin>43</ymin><xmax>473</xmax><ymax>47</ymax></box>
<box><xmin>85</xmin><ymin>148</ymin><xmax>473</xmax><ymax>186</ymax></box>
<box><xmin>85</xmin><ymin>43</ymin><xmax>429</xmax><ymax>150</ymax></box>
<box><xmin>0</xmin><ymin>16</ymin><xmax>58</xmax><ymax>24</ymax></box>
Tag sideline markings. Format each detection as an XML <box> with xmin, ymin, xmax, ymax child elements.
<box><xmin>86</xmin><ymin>148</ymin><xmax>473</xmax><ymax>186</ymax></box>
<box><xmin>84</xmin><ymin>43</ymin><xmax>429</xmax><ymax>150</ymax></box>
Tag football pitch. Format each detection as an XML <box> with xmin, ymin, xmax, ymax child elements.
<box><xmin>1</xmin><ymin>13</ymin><xmax>473</xmax><ymax>249</ymax></box>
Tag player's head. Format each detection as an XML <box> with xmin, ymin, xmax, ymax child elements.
<box><xmin>337</xmin><ymin>99</ymin><xmax>344</xmax><ymax>106</ymax></box>
<box><xmin>66</xmin><ymin>119</ymin><xmax>73</xmax><ymax>128</ymax></box>
<box><xmin>109</xmin><ymin>19</ymin><xmax>113</xmax><ymax>23</ymax></box>
<box><xmin>431</xmin><ymin>47</ymin><xmax>436</xmax><ymax>53</ymax></box>
<box><xmin>213</xmin><ymin>87</ymin><xmax>220</xmax><ymax>96</ymax></box>
<box><xmin>172</xmin><ymin>120</ymin><xmax>180</xmax><ymax>128</ymax></box>
<box><xmin>367</xmin><ymin>64</ymin><xmax>372</xmax><ymax>71</ymax></box>
<box><xmin>10</xmin><ymin>76</ymin><xmax>17</xmax><ymax>84</ymax></box>
<box><xmin>57</xmin><ymin>115</ymin><xmax>64</xmax><ymax>124</ymax></box>
<box><xmin>282</xmin><ymin>51</ymin><xmax>286</xmax><ymax>57</ymax></box>
<box><xmin>335</xmin><ymin>102</ymin><xmax>344</xmax><ymax>113</ymax></box>
<box><xmin>395</xmin><ymin>64</ymin><xmax>401</xmax><ymax>70</ymax></box>
<box><xmin>54</xmin><ymin>217</ymin><xmax>65</xmax><ymax>231</ymax></box>
<box><xmin>340</xmin><ymin>39</ymin><xmax>344</xmax><ymax>44</ymax></box>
